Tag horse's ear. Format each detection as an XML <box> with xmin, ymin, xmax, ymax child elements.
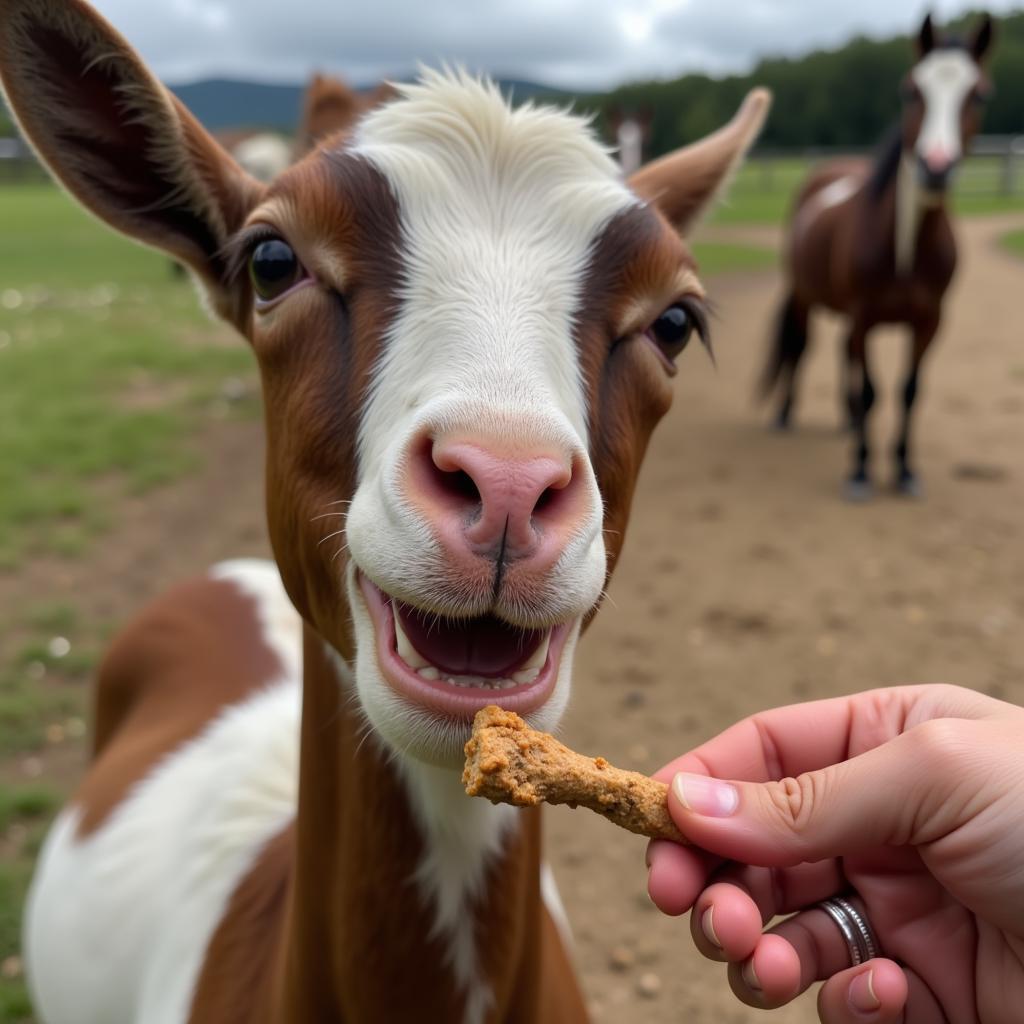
<box><xmin>627</xmin><ymin>88</ymin><xmax>771</xmax><ymax>236</ymax></box>
<box><xmin>0</xmin><ymin>0</ymin><xmax>261</xmax><ymax>324</ymax></box>
<box><xmin>969</xmin><ymin>13</ymin><xmax>994</xmax><ymax>62</ymax></box>
<box><xmin>917</xmin><ymin>13</ymin><xmax>936</xmax><ymax>56</ymax></box>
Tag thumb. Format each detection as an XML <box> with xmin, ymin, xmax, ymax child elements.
<box><xmin>667</xmin><ymin>726</ymin><xmax>952</xmax><ymax>866</ymax></box>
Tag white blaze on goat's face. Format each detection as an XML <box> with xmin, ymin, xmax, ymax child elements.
<box><xmin>340</xmin><ymin>74</ymin><xmax>640</xmax><ymax>765</ymax></box>
<box><xmin>912</xmin><ymin>49</ymin><xmax>980</xmax><ymax>171</ymax></box>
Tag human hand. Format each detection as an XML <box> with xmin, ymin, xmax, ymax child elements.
<box><xmin>646</xmin><ymin>684</ymin><xmax>1024</xmax><ymax>1022</ymax></box>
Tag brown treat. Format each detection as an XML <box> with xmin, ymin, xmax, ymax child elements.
<box><xmin>462</xmin><ymin>706</ymin><xmax>687</xmax><ymax>844</ymax></box>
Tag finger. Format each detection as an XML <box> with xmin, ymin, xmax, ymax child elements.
<box><xmin>713</xmin><ymin>859</ymin><xmax>845</xmax><ymax>922</ymax></box>
<box><xmin>816</xmin><ymin>961</ymin><xmax>909</xmax><ymax>1023</ymax></box>
<box><xmin>726</xmin><ymin>934</ymin><xmax>802</xmax><ymax>1009</ymax></box>
<box><xmin>767</xmin><ymin>898</ymin><xmax>877</xmax><ymax>994</ymax></box>
<box><xmin>664</xmin><ymin>721</ymin><xmax>976</xmax><ymax>866</ymax></box>
<box><xmin>653</xmin><ymin>684</ymin><xmax>996</xmax><ymax>787</ymax></box>
<box><xmin>689</xmin><ymin>882</ymin><xmax>763</xmax><ymax>963</ymax></box>
<box><xmin>646</xmin><ymin>839</ymin><xmax>722</xmax><ymax>916</ymax></box>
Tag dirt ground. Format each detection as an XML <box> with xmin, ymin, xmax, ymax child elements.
<box><xmin>7</xmin><ymin>212</ymin><xmax>1023</xmax><ymax>1022</ymax></box>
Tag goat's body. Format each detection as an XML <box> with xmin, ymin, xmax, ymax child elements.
<box><xmin>24</xmin><ymin>563</ymin><xmax>302</xmax><ymax>1024</ymax></box>
<box><xmin>25</xmin><ymin>561</ymin><xmax>583</xmax><ymax>1023</ymax></box>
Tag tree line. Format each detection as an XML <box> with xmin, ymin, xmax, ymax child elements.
<box><xmin>3</xmin><ymin>10</ymin><xmax>1021</xmax><ymax>154</ymax></box>
<box><xmin>586</xmin><ymin>9</ymin><xmax>1024</xmax><ymax>157</ymax></box>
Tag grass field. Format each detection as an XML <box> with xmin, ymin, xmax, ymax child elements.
<box><xmin>1002</xmin><ymin>228</ymin><xmax>1024</xmax><ymax>258</ymax></box>
<box><xmin>713</xmin><ymin>155</ymin><xmax>1024</xmax><ymax>225</ymax></box>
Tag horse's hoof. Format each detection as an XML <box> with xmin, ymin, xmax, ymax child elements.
<box><xmin>895</xmin><ymin>473</ymin><xmax>924</xmax><ymax>499</ymax></box>
<box><xmin>843</xmin><ymin>477</ymin><xmax>874</xmax><ymax>503</ymax></box>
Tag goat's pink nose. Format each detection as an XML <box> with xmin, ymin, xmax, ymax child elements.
<box><xmin>409</xmin><ymin>436</ymin><xmax>585</xmax><ymax>567</ymax></box>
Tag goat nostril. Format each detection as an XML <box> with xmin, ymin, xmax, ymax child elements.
<box><xmin>533</xmin><ymin>486</ymin><xmax>557</xmax><ymax>514</ymax></box>
<box><xmin>445</xmin><ymin>468</ymin><xmax>481</xmax><ymax>504</ymax></box>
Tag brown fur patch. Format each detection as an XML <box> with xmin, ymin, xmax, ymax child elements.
<box><xmin>247</xmin><ymin>153</ymin><xmax>403</xmax><ymax>655</ymax></box>
<box><xmin>75</xmin><ymin>574</ymin><xmax>287</xmax><ymax>837</ymax></box>
<box><xmin>574</xmin><ymin>205</ymin><xmax>693</xmax><ymax>589</ymax></box>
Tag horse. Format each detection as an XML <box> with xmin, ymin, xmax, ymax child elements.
<box><xmin>761</xmin><ymin>13</ymin><xmax>995</xmax><ymax>499</ymax></box>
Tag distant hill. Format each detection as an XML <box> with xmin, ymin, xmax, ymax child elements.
<box><xmin>168</xmin><ymin>76</ymin><xmax>570</xmax><ymax>134</ymax></box>
<box><xmin>169</xmin><ymin>79</ymin><xmax>304</xmax><ymax>132</ymax></box>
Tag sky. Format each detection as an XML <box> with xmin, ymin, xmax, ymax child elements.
<box><xmin>88</xmin><ymin>0</ymin><xmax>1018</xmax><ymax>90</ymax></box>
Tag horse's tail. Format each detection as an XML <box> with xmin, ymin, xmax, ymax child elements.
<box><xmin>758</xmin><ymin>291</ymin><xmax>806</xmax><ymax>401</ymax></box>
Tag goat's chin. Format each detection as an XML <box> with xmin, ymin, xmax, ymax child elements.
<box><xmin>344</xmin><ymin>567</ymin><xmax>581</xmax><ymax>769</ymax></box>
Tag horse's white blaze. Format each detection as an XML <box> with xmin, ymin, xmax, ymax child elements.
<box><xmin>912</xmin><ymin>49</ymin><xmax>979</xmax><ymax>165</ymax></box>
<box><xmin>23</xmin><ymin>563</ymin><xmax>302</xmax><ymax>1024</ymax></box>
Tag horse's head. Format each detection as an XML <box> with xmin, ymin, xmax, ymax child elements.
<box><xmin>902</xmin><ymin>13</ymin><xmax>995</xmax><ymax>194</ymax></box>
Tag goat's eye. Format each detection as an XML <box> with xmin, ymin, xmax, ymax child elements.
<box><xmin>647</xmin><ymin>304</ymin><xmax>695</xmax><ymax>361</ymax></box>
<box><xmin>250</xmin><ymin>239</ymin><xmax>302</xmax><ymax>302</ymax></box>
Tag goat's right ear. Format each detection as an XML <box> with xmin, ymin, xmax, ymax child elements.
<box><xmin>0</xmin><ymin>0</ymin><xmax>261</xmax><ymax>325</ymax></box>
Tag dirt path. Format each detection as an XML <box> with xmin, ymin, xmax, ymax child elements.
<box><xmin>6</xmin><ymin>213</ymin><xmax>1023</xmax><ymax>1021</ymax></box>
<box><xmin>555</xmin><ymin>211</ymin><xmax>1024</xmax><ymax>1021</ymax></box>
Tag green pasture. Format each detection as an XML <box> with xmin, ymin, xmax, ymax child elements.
<box><xmin>1002</xmin><ymin>228</ymin><xmax>1024</xmax><ymax>258</ymax></box>
<box><xmin>714</xmin><ymin>155</ymin><xmax>1024</xmax><ymax>225</ymax></box>
<box><xmin>0</xmin><ymin>185</ymin><xmax>257</xmax><ymax>570</ymax></box>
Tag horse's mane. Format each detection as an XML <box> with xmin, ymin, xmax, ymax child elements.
<box><xmin>866</xmin><ymin>125</ymin><xmax>905</xmax><ymax>202</ymax></box>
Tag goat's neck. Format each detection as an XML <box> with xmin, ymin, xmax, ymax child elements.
<box><xmin>276</xmin><ymin>622</ymin><xmax>547</xmax><ymax>1024</ymax></box>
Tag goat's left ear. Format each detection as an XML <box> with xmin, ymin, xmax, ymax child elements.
<box><xmin>627</xmin><ymin>89</ymin><xmax>771</xmax><ymax>236</ymax></box>
<box><xmin>970</xmin><ymin>13</ymin><xmax>995</xmax><ymax>62</ymax></box>
<box><xmin>0</xmin><ymin>0</ymin><xmax>261</xmax><ymax>325</ymax></box>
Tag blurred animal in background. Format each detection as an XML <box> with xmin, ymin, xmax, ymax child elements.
<box><xmin>228</xmin><ymin>132</ymin><xmax>293</xmax><ymax>182</ymax></box>
<box><xmin>761</xmin><ymin>13</ymin><xmax>995</xmax><ymax>500</ymax></box>
<box><xmin>0</xmin><ymin>0</ymin><xmax>768</xmax><ymax>1020</ymax></box>
<box><xmin>607</xmin><ymin>105</ymin><xmax>653</xmax><ymax>176</ymax></box>
<box><xmin>294</xmin><ymin>71</ymin><xmax>397</xmax><ymax>158</ymax></box>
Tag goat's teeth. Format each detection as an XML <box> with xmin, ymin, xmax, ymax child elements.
<box><xmin>417</xmin><ymin>666</ymin><xmax>440</xmax><ymax>681</ymax></box>
<box><xmin>512</xmin><ymin>666</ymin><xmax>541</xmax><ymax>685</ymax></box>
<box><xmin>395</xmin><ymin>616</ymin><xmax>429</xmax><ymax>669</ymax></box>
<box><xmin>520</xmin><ymin>632</ymin><xmax>552</xmax><ymax>673</ymax></box>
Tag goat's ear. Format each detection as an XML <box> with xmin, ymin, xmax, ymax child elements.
<box><xmin>917</xmin><ymin>13</ymin><xmax>936</xmax><ymax>57</ymax></box>
<box><xmin>0</xmin><ymin>0</ymin><xmax>261</xmax><ymax>324</ymax></box>
<box><xmin>627</xmin><ymin>89</ymin><xmax>771</xmax><ymax>236</ymax></box>
<box><xmin>970</xmin><ymin>14</ymin><xmax>994</xmax><ymax>62</ymax></box>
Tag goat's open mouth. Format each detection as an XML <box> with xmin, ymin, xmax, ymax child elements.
<box><xmin>358</xmin><ymin>575</ymin><xmax>573</xmax><ymax>718</ymax></box>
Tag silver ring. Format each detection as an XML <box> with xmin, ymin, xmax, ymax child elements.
<box><xmin>817</xmin><ymin>896</ymin><xmax>879</xmax><ymax>967</ymax></box>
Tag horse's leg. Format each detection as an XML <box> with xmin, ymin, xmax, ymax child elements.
<box><xmin>772</xmin><ymin>295</ymin><xmax>811</xmax><ymax>430</ymax></box>
<box><xmin>894</xmin><ymin>314</ymin><xmax>939</xmax><ymax>497</ymax></box>
<box><xmin>843</xmin><ymin>322</ymin><xmax>875</xmax><ymax>501</ymax></box>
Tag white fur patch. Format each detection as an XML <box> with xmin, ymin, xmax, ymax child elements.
<box><xmin>398</xmin><ymin>760</ymin><xmax>519</xmax><ymax>1024</ymax></box>
<box><xmin>24</xmin><ymin>561</ymin><xmax>302</xmax><ymax>1024</ymax></box>
<box><xmin>912</xmin><ymin>49</ymin><xmax>979</xmax><ymax>165</ymax></box>
<box><xmin>793</xmin><ymin>174</ymin><xmax>859</xmax><ymax>240</ymax></box>
<box><xmin>342</xmin><ymin>71</ymin><xmax>623</xmax><ymax>765</ymax></box>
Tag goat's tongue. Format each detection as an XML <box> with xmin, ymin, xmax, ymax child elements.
<box><xmin>394</xmin><ymin>601</ymin><xmax>545</xmax><ymax>678</ymax></box>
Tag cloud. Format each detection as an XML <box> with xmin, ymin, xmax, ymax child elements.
<box><xmin>87</xmin><ymin>0</ymin><xmax>1019</xmax><ymax>89</ymax></box>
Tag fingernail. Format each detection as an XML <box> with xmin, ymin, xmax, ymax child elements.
<box><xmin>700</xmin><ymin>906</ymin><xmax>722</xmax><ymax>949</ymax></box>
<box><xmin>672</xmin><ymin>772</ymin><xmax>739</xmax><ymax>817</ymax></box>
<box><xmin>848</xmin><ymin>969</ymin><xmax>879</xmax><ymax>1013</ymax></box>
<box><xmin>741</xmin><ymin>957</ymin><xmax>761</xmax><ymax>992</ymax></box>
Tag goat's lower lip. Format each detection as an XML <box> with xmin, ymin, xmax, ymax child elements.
<box><xmin>358</xmin><ymin>575</ymin><xmax>571</xmax><ymax>718</ymax></box>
